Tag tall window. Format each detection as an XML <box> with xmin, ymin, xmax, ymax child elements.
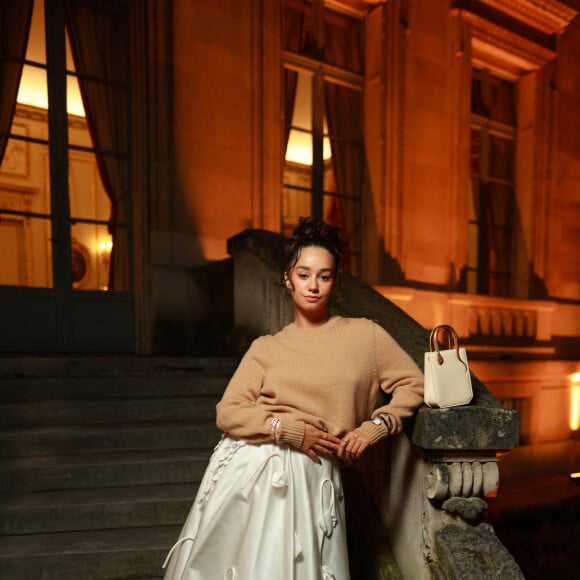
<box><xmin>468</xmin><ymin>67</ymin><xmax>516</xmax><ymax>296</ymax></box>
<box><xmin>283</xmin><ymin>0</ymin><xmax>364</xmax><ymax>275</ymax></box>
<box><xmin>0</xmin><ymin>0</ymin><xmax>131</xmax><ymax>292</ymax></box>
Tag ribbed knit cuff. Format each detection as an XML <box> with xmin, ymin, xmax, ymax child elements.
<box><xmin>278</xmin><ymin>419</ymin><xmax>305</xmax><ymax>448</ymax></box>
<box><xmin>356</xmin><ymin>420</ymin><xmax>389</xmax><ymax>445</ymax></box>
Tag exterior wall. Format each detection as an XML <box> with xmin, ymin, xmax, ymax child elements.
<box><xmin>549</xmin><ymin>16</ymin><xmax>580</xmax><ymax>301</ymax></box>
<box><xmin>146</xmin><ymin>0</ymin><xmax>283</xmax><ymax>351</ymax></box>
<box><xmin>171</xmin><ymin>0</ymin><xmax>282</xmax><ymax>263</ymax></box>
<box><xmin>161</xmin><ymin>0</ymin><xmax>580</xmax><ymax>417</ymax></box>
<box><xmin>400</xmin><ymin>2</ymin><xmax>468</xmax><ymax>287</ymax></box>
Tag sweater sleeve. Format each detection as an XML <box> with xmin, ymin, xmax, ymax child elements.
<box><xmin>357</xmin><ymin>322</ymin><xmax>424</xmax><ymax>444</ymax></box>
<box><xmin>215</xmin><ymin>339</ymin><xmax>271</xmax><ymax>443</ymax></box>
<box><xmin>215</xmin><ymin>338</ymin><xmax>305</xmax><ymax>447</ymax></box>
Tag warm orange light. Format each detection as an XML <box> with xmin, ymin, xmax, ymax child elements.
<box><xmin>570</xmin><ymin>372</ymin><xmax>580</xmax><ymax>431</ymax></box>
<box><xmin>98</xmin><ymin>240</ymin><xmax>113</xmax><ymax>254</ymax></box>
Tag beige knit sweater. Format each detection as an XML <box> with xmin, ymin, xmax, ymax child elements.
<box><xmin>216</xmin><ymin>316</ymin><xmax>424</xmax><ymax>448</ymax></box>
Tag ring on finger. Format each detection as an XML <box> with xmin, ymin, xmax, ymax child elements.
<box><xmin>323</xmin><ymin>430</ymin><xmax>328</xmax><ymax>440</ymax></box>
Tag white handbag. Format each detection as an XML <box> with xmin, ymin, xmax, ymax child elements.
<box><xmin>424</xmin><ymin>324</ymin><xmax>473</xmax><ymax>408</ymax></box>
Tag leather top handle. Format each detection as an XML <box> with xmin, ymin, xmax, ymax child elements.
<box><xmin>429</xmin><ymin>325</ymin><xmax>467</xmax><ymax>370</ymax></box>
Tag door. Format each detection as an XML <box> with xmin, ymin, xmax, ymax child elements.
<box><xmin>0</xmin><ymin>0</ymin><xmax>134</xmax><ymax>353</ymax></box>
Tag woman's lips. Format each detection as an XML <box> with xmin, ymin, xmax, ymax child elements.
<box><xmin>304</xmin><ymin>295</ymin><xmax>319</xmax><ymax>302</ymax></box>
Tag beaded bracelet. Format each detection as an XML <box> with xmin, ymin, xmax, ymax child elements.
<box><xmin>270</xmin><ymin>417</ymin><xmax>281</xmax><ymax>442</ymax></box>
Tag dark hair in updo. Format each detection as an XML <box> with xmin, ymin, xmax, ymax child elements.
<box><xmin>281</xmin><ymin>217</ymin><xmax>345</xmax><ymax>289</ymax></box>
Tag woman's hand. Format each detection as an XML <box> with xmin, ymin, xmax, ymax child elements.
<box><xmin>337</xmin><ymin>430</ymin><xmax>370</xmax><ymax>463</ymax></box>
<box><xmin>300</xmin><ymin>424</ymin><xmax>342</xmax><ymax>463</ymax></box>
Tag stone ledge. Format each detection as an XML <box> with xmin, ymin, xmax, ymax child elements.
<box><xmin>412</xmin><ymin>405</ymin><xmax>520</xmax><ymax>451</ymax></box>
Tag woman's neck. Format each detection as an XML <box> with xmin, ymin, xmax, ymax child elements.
<box><xmin>293</xmin><ymin>311</ymin><xmax>332</xmax><ymax>329</ymax></box>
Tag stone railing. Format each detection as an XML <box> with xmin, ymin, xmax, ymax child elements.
<box><xmin>227</xmin><ymin>229</ymin><xmax>523</xmax><ymax>579</ymax></box>
<box><xmin>375</xmin><ymin>285</ymin><xmax>556</xmax><ymax>353</ymax></box>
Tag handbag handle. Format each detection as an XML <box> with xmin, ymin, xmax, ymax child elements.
<box><xmin>429</xmin><ymin>324</ymin><xmax>467</xmax><ymax>371</ymax></box>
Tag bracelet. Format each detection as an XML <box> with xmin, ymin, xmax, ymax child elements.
<box><xmin>270</xmin><ymin>417</ymin><xmax>281</xmax><ymax>442</ymax></box>
<box><xmin>380</xmin><ymin>413</ymin><xmax>395</xmax><ymax>435</ymax></box>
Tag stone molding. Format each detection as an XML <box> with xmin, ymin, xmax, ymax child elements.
<box><xmin>478</xmin><ymin>0</ymin><xmax>577</xmax><ymax>35</ymax></box>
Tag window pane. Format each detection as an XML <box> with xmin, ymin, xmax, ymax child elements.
<box><xmin>68</xmin><ymin>149</ymin><xmax>111</xmax><ymax>222</ymax></box>
<box><xmin>283</xmin><ymin>179</ymin><xmax>311</xmax><ymax>237</ymax></box>
<box><xmin>471</xmin><ymin>68</ymin><xmax>516</xmax><ymax>124</ymax></box>
<box><xmin>0</xmin><ymin>213</ymin><xmax>53</xmax><ymax>288</ymax></box>
<box><xmin>286</xmin><ymin>128</ymin><xmax>312</xmax><ymax>165</ymax></box>
<box><xmin>283</xmin><ymin>0</ymin><xmax>313</xmax><ymax>57</ymax></box>
<box><xmin>487</xmin><ymin>225</ymin><xmax>511</xmax><ymax>272</ymax></box>
<box><xmin>471</xmin><ymin>71</ymin><xmax>486</xmax><ymax>116</ymax></box>
<box><xmin>290</xmin><ymin>71</ymin><xmax>312</xmax><ymax>131</ymax></box>
<box><xmin>17</xmin><ymin>64</ymin><xmax>48</xmax><ymax>112</ymax></box>
<box><xmin>1</xmin><ymin>115</ymin><xmax>52</xmax><ymax>289</ymax></box>
<box><xmin>25</xmin><ymin>0</ymin><xmax>47</xmax><ymax>65</ymax></box>
<box><xmin>487</xmin><ymin>183</ymin><xmax>514</xmax><ymax>229</ymax></box>
<box><xmin>325</xmin><ymin>10</ymin><xmax>362</xmax><ymax>73</ymax></box>
<box><xmin>470</xmin><ymin>128</ymin><xmax>482</xmax><ymax>177</ymax></box>
<box><xmin>489</xmin><ymin>76</ymin><xmax>516</xmax><ymax>125</ymax></box>
<box><xmin>489</xmin><ymin>135</ymin><xmax>514</xmax><ymax>182</ymax></box>
<box><xmin>66</xmin><ymin>72</ymin><xmax>85</xmax><ymax>117</ymax></box>
<box><xmin>70</xmin><ymin>222</ymin><xmax>113</xmax><ymax>291</ymax></box>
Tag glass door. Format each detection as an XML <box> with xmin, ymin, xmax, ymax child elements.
<box><xmin>0</xmin><ymin>0</ymin><xmax>134</xmax><ymax>352</ymax></box>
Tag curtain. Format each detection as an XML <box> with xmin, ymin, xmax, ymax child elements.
<box><xmin>323</xmin><ymin>25</ymin><xmax>363</xmax><ymax>267</ymax></box>
<box><xmin>324</xmin><ymin>83</ymin><xmax>362</xmax><ymax>268</ymax></box>
<box><xmin>283</xmin><ymin>5</ymin><xmax>308</xmax><ymax>155</ymax></box>
<box><xmin>0</xmin><ymin>1</ymin><xmax>34</xmax><ymax>164</ymax></box>
<box><xmin>65</xmin><ymin>0</ymin><xmax>130</xmax><ymax>291</ymax></box>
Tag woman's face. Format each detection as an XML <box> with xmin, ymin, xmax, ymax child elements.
<box><xmin>286</xmin><ymin>245</ymin><xmax>336</xmax><ymax>324</ymax></box>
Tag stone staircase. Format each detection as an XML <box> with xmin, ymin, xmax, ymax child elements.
<box><xmin>0</xmin><ymin>356</ymin><xmax>237</xmax><ymax>580</ymax></box>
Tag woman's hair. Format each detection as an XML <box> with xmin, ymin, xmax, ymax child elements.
<box><xmin>281</xmin><ymin>217</ymin><xmax>345</xmax><ymax>292</ymax></box>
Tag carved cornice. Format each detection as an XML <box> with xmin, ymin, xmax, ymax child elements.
<box><xmin>479</xmin><ymin>0</ymin><xmax>578</xmax><ymax>35</ymax></box>
<box><xmin>457</xmin><ymin>9</ymin><xmax>558</xmax><ymax>73</ymax></box>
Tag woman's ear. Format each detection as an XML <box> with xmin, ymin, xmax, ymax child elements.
<box><xmin>284</xmin><ymin>273</ymin><xmax>293</xmax><ymax>290</ymax></box>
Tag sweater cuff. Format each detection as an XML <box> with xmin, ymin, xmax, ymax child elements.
<box><xmin>356</xmin><ymin>420</ymin><xmax>389</xmax><ymax>445</ymax></box>
<box><xmin>278</xmin><ymin>419</ymin><xmax>305</xmax><ymax>448</ymax></box>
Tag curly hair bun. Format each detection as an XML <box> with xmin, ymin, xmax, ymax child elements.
<box><xmin>283</xmin><ymin>217</ymin><xmax>345</xmax><ymax>274</ymax></box>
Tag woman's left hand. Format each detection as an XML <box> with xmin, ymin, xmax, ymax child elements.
<box><xmin>337</xmin><ymin>430</ymin><xmax>370</xmax><ymax>463</ymax></box>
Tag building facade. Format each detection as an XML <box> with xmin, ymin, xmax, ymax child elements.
<box><xmin>1</xmin><ymin>0</ymin><xmax>579</xmax><ymax>476</ymax></box>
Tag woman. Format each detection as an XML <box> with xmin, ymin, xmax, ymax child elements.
<box><xmin>162</xmin><ymin>217</ymin><xmax>424</xmax><ymax>580</ymax></box>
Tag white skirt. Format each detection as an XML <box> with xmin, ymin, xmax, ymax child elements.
<box><xmin>162</xmin><ymin>436</ymin><xmax>350</xmax><ymax>580</ymax></box>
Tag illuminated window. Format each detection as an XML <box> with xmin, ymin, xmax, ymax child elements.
<box><xmin>0</xmin><ymin>0</ymin><xmax>131</xmax><ymax>292</ymax></box>
<box><xmin>283</xmin><ymin>0</ymin><xmax>364</xmax><ymax>275</ymax></box>
<box><xmin>468</xmin><ymin>68</ymin><xmax>516</xmax><ymax>297</ymax></box>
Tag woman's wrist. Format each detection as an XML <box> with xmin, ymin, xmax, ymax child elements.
<box><xmin>270</xmin><ymin>417</ymin><xmax>281</xmax><ymax>443</ymax></box>
<box><xmin>274</xmin><ymin>419</ymin><xmax>305</xmax><ymax>448</ymax></box>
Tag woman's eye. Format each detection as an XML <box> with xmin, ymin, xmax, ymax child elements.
<box><xmin>320</xmin><ymin>275</ymin><xmax>331</xmax><ymax>282</ymax></box>
<box><xmin>298</xmin><ymin>274</ymin><xmax>308</xmax><ymax>279</ymax></box>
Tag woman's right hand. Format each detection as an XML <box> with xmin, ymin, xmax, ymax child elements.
<box><xmin>300</xmin><ymin>424</ymin><xmax>342</xmax><ymax>463</ymax></box>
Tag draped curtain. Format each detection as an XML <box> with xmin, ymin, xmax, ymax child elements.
<box><xmin>283</xmin><ymin>5</ymin><xmax>309</xmax><ymax>154</ymax></box>
<box><xmin>323</xmin><ymin>30</ymin><xmax>363</xmax><ymax>263</ymax></box>
<box><xmin>65</xmin><ymin>0</ymin><xmax>130</xmax><ymax>291</ymax></box>
<box><xmin>0</xmin><ymin>1</ymin><xmax>34</xmax><ymax>164</ymax></box>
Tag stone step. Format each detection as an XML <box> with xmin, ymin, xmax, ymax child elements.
<box><xmin>0</xmin><ymin>374</ymin><xmax>230</xmax><ymax>403</ymax></box>
<box><xmin>0</xmin><ymin>484</ymin><xmax>198</xmax><ymax>535</ymax></box>
<box><xmin>0</xmin><ymin>421</ymin><xmax>221</xmax><ymax>458</ymax></box>
<box><xmin>0</xmin><ymin>396</ymin><xmax>219</xmax><ymax>428</ymax></box>
<box><xmin>0</xmin><ymin>448</ymin><xmax>212</xmax><ymax>492</ymax></box>
<box><xmin>0</xmin><ymin>525</ymin><xmax>180</xmax><ymax>580</ymax></box>
<box><xmin>0</xmin><ymin>356</ymin><xmax>238</xmax><ymax>378</ymax></box>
